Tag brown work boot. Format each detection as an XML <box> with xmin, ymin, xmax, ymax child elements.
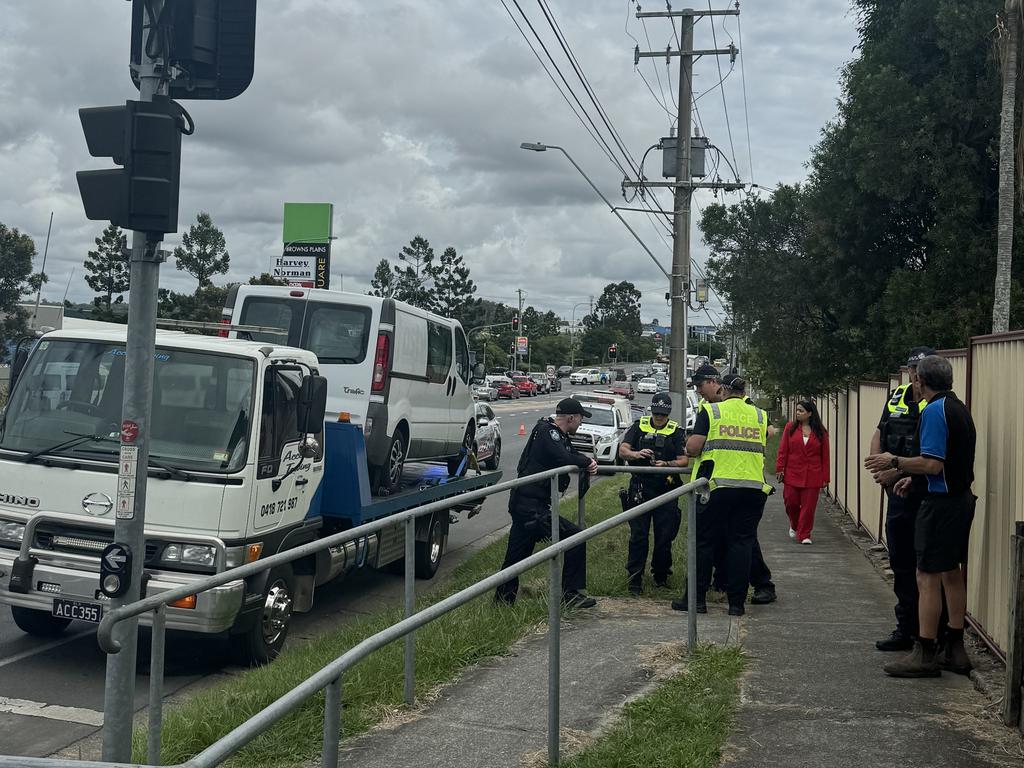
<box><xmin>937</xmin><ymin>629</ymin><xmax>973</xmax><ymax>676</ymax></box>
<box><xmin>883</xmin><ymin>639</ymin><xmax>941</xmax><ymax>678</ymax></box>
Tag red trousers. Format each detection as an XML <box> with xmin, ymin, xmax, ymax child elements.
<box><xmin>783</xmin><ymin>484</ymin><xmax>820</xmax><ymax>541</ymax></box>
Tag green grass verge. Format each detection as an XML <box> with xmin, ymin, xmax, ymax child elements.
<box><xmin>562</xmin><ymin>645</ymin><xmax>746</xmax><ymax>768</ymax></box>
<box><xmin>136</xmin><ymin>474</ymin><xmax>696</xmax><ymax>767</ymax></box>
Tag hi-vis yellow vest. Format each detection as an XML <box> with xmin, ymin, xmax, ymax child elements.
<box><xmin>637</xmin><ymin>416</ymin><xmax>679</xmax><ymax>435</ymax></box>
<box><xmin>690</xmin><ymin>401</ymin><xmax>713</xmax><ymax>479</ymax></box>
<box><xmin>703</xmin><ymin>397</ymin><xmax>772</xmax><ymax>494</ymax></box>
<box><xmin>886</xmin><ymin>383</ymin><xmax>927</xmax><ymax>415</ymax></box>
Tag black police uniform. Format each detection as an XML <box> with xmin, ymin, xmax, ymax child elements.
<box><xmin>877</xmin><ymin>383</ymin><xmax>926</xmax><ymax>643</ymax></box>
<box><xmin>494</xmin><ymin>417</ymin><xmax>592</xmax><ymax>604</ymax></box>
<box><xmin>621</xmin><ymin>413</ymin><xmax>684</xmax><ymax>589</ymax></box>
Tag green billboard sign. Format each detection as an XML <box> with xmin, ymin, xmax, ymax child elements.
<box><xmin>277</xmin><ymin>202</ymin><xmax>334</xmax><ymax>288</ymax></box>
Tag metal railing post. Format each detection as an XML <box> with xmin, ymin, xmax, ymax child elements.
<box><xmin>321</xmin><ymin>675</ymin><xmax>342</xmax><ymax>768</ymax></box>
<box><xmin>146</xmin><ymin>604</ymin><xmax>166</xmax><ymax>765</ymax></box>
<box><xmin>687</xmin><ymin>488</ymin><xmax>698</xmax><ymax>650</ymax></box>
<box><xmin>577</xmin><ymin>469</ymin><xmax>586</xmax><ymax>529</ymax></box>
<box><xmin>403</xmin><ymin>516</ymin><xmax>415</xmax><ymax>706</ymax></box>
<box><xmin>548</xmin><ymin>475</ymin><xmax>561</xmax><ymax>766</ymax></box>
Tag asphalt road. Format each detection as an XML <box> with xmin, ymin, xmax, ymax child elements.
<box><xmin>0</xmin><ymin>384</ymin><xmax>644</xmax><ymax>758</ymax></box>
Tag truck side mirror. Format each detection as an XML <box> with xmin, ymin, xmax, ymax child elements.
<box><xmin>297</xmin><ymin>374</ymin><xmax>328</xmax><ymax>435</ymax></box>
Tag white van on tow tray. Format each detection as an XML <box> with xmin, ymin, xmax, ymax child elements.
<box><xmin>224</xmin><ymin>286</ymin><xmax>475</xmax><ymax>493</ymax></box>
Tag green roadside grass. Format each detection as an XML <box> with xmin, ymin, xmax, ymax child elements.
<box><xmin>137</xmin><ymin>473</ymin><xmax>701</xmax><ymax>767</ymax></box>
<box><xmin>563</xmin><ymin>645</ymin><xmax>746</xmax><ymax>768</ymax></box>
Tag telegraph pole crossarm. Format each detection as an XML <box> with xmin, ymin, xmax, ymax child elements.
<box><xmin>622</xmin><ymin>180</ymin><xmax>746</xmax><ymax>191</ymax></box>
<box><xmin>636</xmin><ymin>7</ymin><xmax>740</xmax><ymax>18</ymax></box>
<box><xmin>634</xmin><ymin>45</ymin><xmax>737</xmax><ymax>62</ymax></box>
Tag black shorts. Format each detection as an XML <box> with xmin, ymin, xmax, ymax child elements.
<box><xmin>915</xmin><ymin>492</ymin><xmax>976</xmax><ymax>573</ymax></box>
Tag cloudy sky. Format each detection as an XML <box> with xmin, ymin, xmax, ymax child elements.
<box><xmin>1</xmin><ymin>0</ymin><xmax>858</xmax><ymax>326</ymax></box>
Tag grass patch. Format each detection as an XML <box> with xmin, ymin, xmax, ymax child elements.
<box><xmin>136</xmin><ymin>474</ymin><xmax>697</xmax><ymax>767</ymax></box>
<box><xmin>562</xmin><ymin>645</ymin><xmax>745</xmax><ymax>768</ymax></box>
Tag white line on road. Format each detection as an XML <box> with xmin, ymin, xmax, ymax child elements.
<box><xmin>0</xmin><ymin>695</ymin><xmax>103</xmax><ymax>726</ymax></box>
<box><xmin>0</xmin><ymin>630</ymin><xmax>94</xmax><ymax>670</ymax></box>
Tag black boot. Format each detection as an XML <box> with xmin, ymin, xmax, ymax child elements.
<box><xmin>883</xmin><ymin>639</ymin><xmax>941</xmax><ymax>678</ymax></box>
<box><xmin>876</xmin><ymin>629</ymin><xmax>915</xmax><ymax>652</ymax></box>
<box><xmin>628</xmin><ymin>576</ymin><xmax>643</xmax><ymax>596</ymax></box>
<box><xmin>750</xmin><ymin>587</ymin><xmax>777</xmax><ymax>605</ymax></box>
<box><xmin>671</xmin><ymin>593</ymin><xmax>706</xmax><ymax>613</ymax></box>
<box><xmin>936</xmin><ymin>627</ymin><xmax>972</xmax><ymax>675</ymax></box>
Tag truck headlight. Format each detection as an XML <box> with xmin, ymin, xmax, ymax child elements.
<box><xmin>161</xmin><ymin>543</ymin><xmax>216</xmax><ymax>568</ymax></box>
<box><xmin>0</xmin><ymin>520</ymin><xmax>26</xmax><ymax>545</ymax></box>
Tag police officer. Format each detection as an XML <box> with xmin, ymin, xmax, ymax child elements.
<box><xmin>673</xmin><ymin>373</ymin><xmax>772</xmax><ymax>616</ymax></box>
<box><xmin>618</xmin><ymin>392</ymin><xmax>689</xmax><ymax>594</ymax></box>
<box><xmin>866</xmin><ymin>346</ymin><xmax>934</xmax><ymax>651</ymax></box>
<box><xmin>495</xmin><ymin>398</ymin><xmax>599</xmax><ymax>608</ymax></box>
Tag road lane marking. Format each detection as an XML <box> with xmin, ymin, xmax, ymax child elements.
<box><xmin>0</xmin><ymin>630</ymin><xmax>94</xmax><ymax>670</ymax></box>
<box><xmin>0</xmin><ymin>695</ymin><xmax>103</xmax><ymax>726</ymax></box>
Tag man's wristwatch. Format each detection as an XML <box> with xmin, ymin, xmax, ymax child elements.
<box><xmin>890</xmin><ymin>456</ymin><xmax>900</xmax><ymax>470</ymax></box>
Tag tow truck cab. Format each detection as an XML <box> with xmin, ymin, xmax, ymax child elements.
<box><xmin>0</xmin><ymin>328</ymin><xmax>481</xmax><ymax>663</ymax></box>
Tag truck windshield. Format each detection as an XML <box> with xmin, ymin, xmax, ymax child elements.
<box><xmin>583</xmin><ymin>409</ymin><xmax>615</xmax><ymax>427</ymax></box>
<box><xmin>0</xmin><ymin>340</ymin><xmax>255</xmax><ymax>473</ymax></box>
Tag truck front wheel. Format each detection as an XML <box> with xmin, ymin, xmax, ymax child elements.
<box><xmin>415</xmin><ymin>513</ymin><xmax>447</xmax><ymax>579</ymax></box>
<box><xmin>11</xmin><ymin>606</ymin><xmax>71</xmax><ymax>637</ymax></box>
<box><xmin>236</xmin><ymin>566</ymin><xmax>295</xmax><ymax>665</ymax></box>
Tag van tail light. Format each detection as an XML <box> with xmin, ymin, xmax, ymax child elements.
<box><xmin>218</xmin><ymin>317</ymin><xmax>230</xmax><ymax>338</ymax></box>
<box><xmin>372</xmin><ymin>334</ymin><xmax>390</xmax><ymax>392</ymax></box>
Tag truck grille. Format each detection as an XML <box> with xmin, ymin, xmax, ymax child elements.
<box><xmin>34</xmin><ymin>525</ymin><xmax>160</xmax><ymax>563</ymax></box>
<box><xmin>570</xmin><ymin>434</ymin><xmax>595</xmax><ymax>453</ymax></box>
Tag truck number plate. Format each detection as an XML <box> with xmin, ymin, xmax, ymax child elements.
<box><xmin>52</xmin><ymin>598</ymin><xmax>103</xmax><ymax>624</ymax></box>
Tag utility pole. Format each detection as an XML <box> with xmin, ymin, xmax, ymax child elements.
<box><xmin>31</xmin><ymin>211</ymin><xmax>53</xmax><ymax>327</ymax></box>
<box><xmin>994</xmin><ymin>0</ymin><xmax>1020</xmax><ymax>333</ymax></box>
<box><xmin>627</xmin><ymin>4</ymin><xmax>743</xmax><ymax>652</ymax></box>
<box><xmin>517</xmin><ymin>288</ymin><xmax>525</xmax><ymax>367</ymax></box>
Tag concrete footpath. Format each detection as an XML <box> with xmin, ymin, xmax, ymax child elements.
<box><xmin>722</xmin><ymin>491</ymin><xmax>1023</xmax><ymax>768</ymax></box>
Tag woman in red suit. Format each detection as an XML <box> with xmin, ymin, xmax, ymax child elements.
<box><xmin>775</xmin><ymin>400</ymin><xmax>830</xmax><ymax>544</ymax></box>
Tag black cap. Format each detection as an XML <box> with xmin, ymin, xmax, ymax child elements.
<box><xmin>906</xmin><ymin>346</ymin><xmax>937</xmax><ymax>367</ymax></box>
<box><xmin>556</xmin><ymin>398</ymin><xmax>591</xmax><ymax>418</ymax></box>
<box><xmin>721</xmin><ymin>373</ymin><xmax>746</xmax><ymax>391</ymax></box>
<box><xmin>691</xmin><ymin>363</ymin><xmax>720</xmax><ymax>384</ymax></box>
<box><xmin>650</xmin><ymin>392</ymin><xmax>672</xmax><ymax>415</ymax></box>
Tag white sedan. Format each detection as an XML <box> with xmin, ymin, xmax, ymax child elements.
<box><xmin>636</xmin><ymin>377</ymin><xmax>659</xmax><ymax>394</ymax></box>
<box><xmin>473</xmin><ymin>402</ymin><xmax>502</xmax><ymax>470</ymax></box>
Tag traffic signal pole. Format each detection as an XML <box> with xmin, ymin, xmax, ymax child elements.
<box><xmin>102</xmin><ymin>6</ymin><xmax>166</xmax><ymax>760</ymax></box>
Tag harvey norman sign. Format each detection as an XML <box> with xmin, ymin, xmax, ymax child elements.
<box><xmin>276</xmin><ymin>203</ymin><xmax>334</xmax><ymax>289</ymax></box>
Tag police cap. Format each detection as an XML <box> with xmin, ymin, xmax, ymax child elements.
<box><xmin>650</xmin><ymin>392</ymin><xmax>672</xmax><ymax>415</ymax></box>
<box><xmin>906</xmin><ymin>346</ymin><xmax>937</xmax><ymax>367</ymax></box>
<box><xmin>721</xmin><ymin>373</ymin><xmax>747</xmax><ymax>392</ymax></box>
<box><xmin>691</xmin><ymin>363</ymin><xmax>720</xmax><ymax>385</ymax></box>
<box><xmin>555</xmin><ymin>398</ymin><xmax>591</xmax><ymax>418</ymax></box>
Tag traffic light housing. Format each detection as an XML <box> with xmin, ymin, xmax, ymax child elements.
<box><xmin>130</xmin><ymin>0</ymin><xmax>257</xmax><ymax>101</ymax></box>
<box><xmin>77</xmin><ymin>98</ymin><xmax>183</xmax><ymax>235</ymax></box>
<box><xmin>511</xmin><ymin>313</ymin><xmax>520</xmax><ymax>332</ymax></box>
<box><xmin>608</xmin><ymin>344</ymin><xmax>618</xmax><ymax>360</ymax></box>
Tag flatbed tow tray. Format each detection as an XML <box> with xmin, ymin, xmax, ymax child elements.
<box><xmin>355</xmin><ymin>466</ymin><xmax>503</xmax><ymax>522</ymax></box>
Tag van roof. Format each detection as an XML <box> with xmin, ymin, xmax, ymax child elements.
<box><xmin>232</xmin><ymin>285</ymin><xmax>462</xmax><ymax>326</ymax></box>
<box><xmin>39</xmin><ymin>328</ymin><xmax>319</xmax><ymax>365</ymax></box>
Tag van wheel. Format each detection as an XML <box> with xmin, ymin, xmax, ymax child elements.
<box><xmin>483</xmin><ymin>438</ymin><xmax>501</xmax><ymax>470</ymax></box>
<box><xmin>235</xmin><ymin>566</ymin><xmax>294</xmax><ymax>665</ymax></box>
<box><xmin>415</xmin><ymin>514</ymin><xmax>446</xmax><ymax>579</ymax></box>
<box><xmin>11</xmin><ymin>606</ymin><xmax>71</xmax><ymax>637</ymax></box>
<box><xmin>375</xmin><ymin>431</ymin><xmax>407</xmax><ymax>494</ymax></box>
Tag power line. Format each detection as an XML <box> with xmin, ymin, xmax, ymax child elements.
<box><xmin>498</xmin><ymin>0</ymin><xmax>621</xmax><ymax>171</ymax></box>
<box><xmin>707</xmin><ymin>0</ymin><xmax>739</xmax><ymax>181</ymax></box>
<box><xmin>535</xmin><ymin>0</ymin><xmax>642</xmax><ymax>176</ymax></box>
<box><xmin>638</xmin><ymin>13</ymin><xmax>671</xmax><ymax>126</ymax></box>
<box><xmin>736</xmin><ymin>5</ymin><xmax>755</xmax><ymax>185</ymax></box>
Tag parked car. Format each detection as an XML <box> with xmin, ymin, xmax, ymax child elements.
<box><xmin>610</xmin><ymin>381</ymin><xmax>634</xmax><ymax>400</ymax></box>
<box><xmin>224</xmin><ymin>285</ymin><xmax>474</xmax><ymax>492</ymax></box>
<box><xmin>556</xmin><ymin>365</ymin><xmax>573</xmax><ymax>378</ymax></box>
<box><xmin>629</xmin><ymin>367</ymin><xmax>650</xmax><ymax>381</ymax></box>
<box><xmin>473</xmin><ymin>402</ymin><xmax>502</xmax><ymax>470</ymax></box>
<box><xmin>528</xmin><ymin>372</ymin><xmax>550</xmax><ymax>394</ymax></box>
<box><xmin>654</xmin><ymin>376</ymin><xmax>669</xmax><ymax>391</ymax></box>
<box><xmin>473</xmin><ymin>382</ymin><xmax>498</xmax><ymax>401</ymax></box>
<box><xmin>492</xmin><ymin>377</ymin><xmax>520</xmax><ymax>399</ymax></box>
<box><xmin>636</xmin><ymin>377</ymin><xmax>659</xmax><ymax>394</ymax></box>
<box><xmin>570</xmin><ymin>368</ymin><xmax>602</xmax><ymax>385</ymax></box>
<box><xmin>512</xmin><ymin>374</ymin><xmax>538</xmax><ymax>397</ymax></box>
<box><xmin>547</xmin><ymin>374</ymin><xmax>562</xmax><ymax>392</ymax></box>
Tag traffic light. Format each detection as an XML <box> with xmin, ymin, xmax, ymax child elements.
<box><xmin>130</xmin><ymin>0</ymin><xmax>257</xmax><ymax>101</ymax></box>
<box><xmin>77</xmin><ymin>98</ymin><xmax>183</xmax><ymax>235</ymax></box>
<box><xmin>608</xmin><ymin>344</ymin><xmax>618</xmax><ymax>360</ymax></box>
<box><xmin>511</xmin><ymin>313</ymin><xmax>520</xmax><ymax>332</ymax></box>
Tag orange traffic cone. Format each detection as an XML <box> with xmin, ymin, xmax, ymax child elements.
<box><xmin>518</xmin><ymin>423</ymin><xmax>526</xmax><ymax>436</ymax></box>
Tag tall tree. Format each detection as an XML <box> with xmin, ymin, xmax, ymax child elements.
<box><xmin>393</xmin><ymin>235</ymin><xmax>438</xmax><ymax>309</ymax></box>
<box><xmin>174</xmin><ymin>212</ymin><xmax>230</xmax><ymax>289</ymax></box>
<box><xmin>368</xmin><ymin>258</ymin><xmax>395</xmax><ymax>297</ymax></box>
<box><xmin>83</xmin><ymin>224</ymin><xmax>130</xmax><ymax>312</ymax></box>
<box><xmin>432</xmin><ymin>246</ymin><xmax>477</xmax><ymax>322</ymax></box>
<box><xmin>0</xmin><ymin>223</ymin><xmax>36</xmax><ymax>354</ymax></box>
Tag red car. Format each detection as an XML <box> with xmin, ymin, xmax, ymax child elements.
<box><xmin>512</xmin><ymin>375</ymin><xmax>538</xmax><ymax>397</ymax></box>
<box><xmin>496</xmin><ymin>379</ymin><xmax>520</xmax><ymax>399</ymax></box>
<box><xmin>610</xmin><ymin>381</ymin><xmax>635</xmax><ymax>400</ymax></box>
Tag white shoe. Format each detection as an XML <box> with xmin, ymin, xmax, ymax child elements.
<box><xmin>788</xmin><ymin>528</ymin><xmax>796</xmax><ymax>539</ymax></box>
<box><xmin>801</xmin><ymin>538</ymin><xmax>813</xmax><ymax>545</ymax></box>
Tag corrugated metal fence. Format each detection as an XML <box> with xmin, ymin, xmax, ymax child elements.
<box><xmin>784</xmin><ymin>333</ymin><xmax>1024</xmax><ymax>656</ymax></box>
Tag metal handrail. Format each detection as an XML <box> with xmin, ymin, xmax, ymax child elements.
<box><xmin>0</xmin><ymin>473</ymin><xmax>707</xmax><ymax>768</ymax></box>
<box><xmin>95</xmin><ymin>465</ymin><xmax>572</xmax><ymax>653</ymax></box>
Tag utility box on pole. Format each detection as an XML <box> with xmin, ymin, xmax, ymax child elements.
<box><xmin>662</xmin><ymin>136</ymin><xmax>708</xmax><ymax>178</ymax></box>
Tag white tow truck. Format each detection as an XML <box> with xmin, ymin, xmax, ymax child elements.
<box><xmin>0</xmin><ymin>327</ymin><xmax>501</xmax><ymax>663</ymax></box>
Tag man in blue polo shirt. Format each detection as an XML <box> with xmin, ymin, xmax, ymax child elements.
<box><xmin>866</xmin><ymin>355</ymin><xmax>976</xmax><ymax>677</ymax></box>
